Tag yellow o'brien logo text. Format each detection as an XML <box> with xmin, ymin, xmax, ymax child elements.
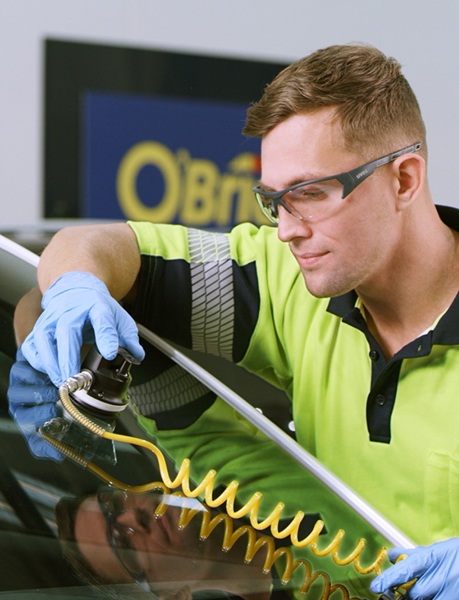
<box><xmin>117</xmin><ymin>140</ymin><xmax>268</xmax><ymax>227</ymax></box>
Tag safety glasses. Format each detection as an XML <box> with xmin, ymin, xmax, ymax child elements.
<box><xmin>98</xmin><ymin>487</ymin><xmax>155</xmax><ymax>595</ymax></box>
<box><xmin>253</xmin><ymin>142</ymin><xmax>422</xmax><ymax>224</ymax></box>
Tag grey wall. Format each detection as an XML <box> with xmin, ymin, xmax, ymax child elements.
<box><xmin>1</xmin><ymin>0</ymin><xmax>456</xmax><ymax>226</ymax></box>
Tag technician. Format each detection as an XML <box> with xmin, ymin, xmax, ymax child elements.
<box><xmin>9</xmin><ymin>44</ymin><xmax>459</xmax><ymax>599</ymax></box>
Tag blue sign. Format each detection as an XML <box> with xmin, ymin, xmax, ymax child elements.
<box><xmin>82</xmin><ymin>91</ymin><xmax>266</xmax><ymax>229</ymax></box>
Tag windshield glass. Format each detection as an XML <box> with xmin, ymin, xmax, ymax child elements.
<box><xmin>0</xmin><ymin>235</ymin><xmax>390</xmax><ymax>600</ymax></box>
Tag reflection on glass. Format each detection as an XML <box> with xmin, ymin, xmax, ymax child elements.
<box><xmin>2</xmin><ymin>298</ymin><xmax>384</xmax><ymax>599</ymax></box>
<box><xmin>57</xmin><ymin>488</ymin><xmax>275</xmax><ymax>600</ymax></box>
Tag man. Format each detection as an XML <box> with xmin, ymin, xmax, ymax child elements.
<box><xmin>58</xmin><ymin>482</ymin><xmax>382</xmax><ymax>600</ymax></box>
<box><xmin>9</xmin><ymin>44</ymin><xmax>459</xmax><ymax>598</ymax></box>
<box><xmin>56</xmin><ymin>487</ymin><xmax>274</xmax><ymax>600</ymax></box>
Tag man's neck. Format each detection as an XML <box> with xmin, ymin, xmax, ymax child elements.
<box><xmin>357</xmin><ymin>213</ymin><xmax>459</xmax><ymax>360</ymax></box>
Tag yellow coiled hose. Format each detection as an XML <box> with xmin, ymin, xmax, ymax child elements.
<box><xmin>40</xmin><ymin>374</ymin><xmax>389</xmax><ymax>587</ymax></box>
<box><xmin>151</xmin><ymin>483</ymin><xmax>363</xmax><ymax>600</ymax></box>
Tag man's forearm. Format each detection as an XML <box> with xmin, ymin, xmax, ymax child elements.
<box><xmin>13</xmin><ymin>286</ymin><xmax>43</xmax><ymax>346</ymax></box>
<box><xmin>37</xmin><ymin>223</ymin><xmax>141</xmax><ymax>301</ymax></box>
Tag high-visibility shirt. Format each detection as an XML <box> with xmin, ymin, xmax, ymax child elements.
<box><xmin>128</xmin><ymin>205</ymin><xmax>459</xmax><ymax>549</ymax></box>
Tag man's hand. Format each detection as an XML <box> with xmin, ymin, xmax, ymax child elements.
<box><xmin>21</xmin><ymin>271</ymin><xmax>145</xmax><ymax>387</ymax></box>
<box><xmin>8</xmin><ymin>347</ymin><xmax>63</xmax><ymax>461</ymax></box>
<box><xmin>370</xmin><ymin>538</ymin><xmax>459</xmax><ymax>599</ymax></box>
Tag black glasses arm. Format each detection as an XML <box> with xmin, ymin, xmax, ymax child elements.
<box><xmin>340</xmin><ymin>142</ymin><xmax>423</xmax><ymax>198</ymax></box>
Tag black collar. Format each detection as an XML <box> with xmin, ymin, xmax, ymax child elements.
<box><xmin>327</xmin><ymin>205</ymin><xmax>459</xmax><ymax>345</ymax></box>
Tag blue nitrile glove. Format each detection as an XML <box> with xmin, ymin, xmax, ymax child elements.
<box><xmin>8</xmin><ymin>347</ymin><xmax>63</xmax><ymax>461</ymax></box>
<box><xmin>21</xmin><ymin>271</ymin><xmax>145</xmax><ymax>387</ymax></box>
<box><xmin>370</xmin><ymin>538</ymin><xmax>459</xmax><ymax>599</ymax></box>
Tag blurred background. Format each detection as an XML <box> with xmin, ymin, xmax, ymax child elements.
<box><xmin>0</xmin><ymin>0</ymin><xmax>457</xmax><ymax>244</ymax></box>
<box><xmin>1</xmin><ymin>0</ymin><xmax>456</xmax><ymax>432</ymax></box>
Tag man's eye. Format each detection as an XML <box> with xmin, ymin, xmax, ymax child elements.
<box><xmin>112</xmin><ymin>496</ymin><xmax>125</xmax><ymax>513</ymax></box>
<box><xmin>262</xmin><ymin>197</ymin><xmax>275</xmax><ymax>207</ymax></box>
<box><xmin>288</xmin><ymin>188</ymin><xmax>323</xmax><ymax>202</ymax></box>
<box><xmin>102</xmin><ymin>491</ymin><xmax>126</xmax><ymax>514</ymax></box>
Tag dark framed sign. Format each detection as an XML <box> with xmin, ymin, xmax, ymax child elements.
<box><xmin>44</xmin><ymin>39</ymin><xmax>286</xmax><ymax>229</ymax></box>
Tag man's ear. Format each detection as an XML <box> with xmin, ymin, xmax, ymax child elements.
<box><xmin>391</xmin><ymin>153</ymin><xmax>426</xmax><ymax>210</ymax></box>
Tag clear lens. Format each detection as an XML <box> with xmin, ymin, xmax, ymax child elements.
<box><xmin>111</xmin><ymin>525</ymin><xmax>143</xmax><ymax>575</ymax></box>
<box><xmin>285</xmin><ymin>179</ymin><xmax>342</xmax><ymax>206</ymax></box>
<box><xmin>99</xmin><ymin>489</ymin><xmax>127</xmax><ymax>515</ymax></box>
<box><xmin>99</xmin><ymin>489</ymin><xmax>144</xmax><ymax>578</ymax></box>
<box><xmin>255</xmin><ymin>192</ymin><xmax>279</xmax><ymax>224</ymax></box>
<box><xmin>255</xmin><ymin>179</ymin><xmax>344</xmax><ymax>225</ymax></box>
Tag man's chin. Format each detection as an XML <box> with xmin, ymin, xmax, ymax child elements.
<box><xmin>302</xmin><ymin>273</ymin><xmax>352</xmax><ymax>299</ymax></box>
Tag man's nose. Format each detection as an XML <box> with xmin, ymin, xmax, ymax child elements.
<box><xmin>116</xmin><ymin>509</ymin><xmax>138</xmax><ymax>529</ymax></box>
<box><xmin>277</xmin><ymin>204</ymin><xmax>313</xmax><ymax>243</ymax></box>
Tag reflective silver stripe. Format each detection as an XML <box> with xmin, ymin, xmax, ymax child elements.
<box><xmin>129</xmin><ymin>365</ymin><xmax>209</xmax><ymax>415</ymax></box>
<box><xmin>187</xmin><ymin>229</ymin><xmax>234</xmax><ymax>359</ymax></box>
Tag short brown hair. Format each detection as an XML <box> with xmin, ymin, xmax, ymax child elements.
<box><xmin>244</xmin><ymin>43</ymin><xmax>427</xmax><ymax>160</ymax></box>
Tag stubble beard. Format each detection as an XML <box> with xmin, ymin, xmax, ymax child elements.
<box><xmin>300</xmin><ymin>262</ymin><xmax>366</xmax><ymax>299</ymax></box>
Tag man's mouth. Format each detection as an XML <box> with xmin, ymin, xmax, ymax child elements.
<box><xmin>294</xmin><ymin>251</ymin><xmax>329</xmax><ymax>266</ymax></box>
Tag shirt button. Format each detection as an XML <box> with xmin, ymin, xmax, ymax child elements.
<box><xmin>375</xmin><ymin>394</ymin><xmax>386</xmax><ymax>406</ymax></box>
<box><xmin>369</xmin><ymin>350</ymin><xmax>379</xmax><ymax>361</ymax></box>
